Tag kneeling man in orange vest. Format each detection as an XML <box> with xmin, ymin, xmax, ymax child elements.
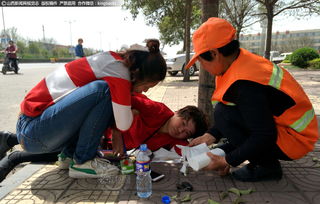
<box><xmin>187</xmin><ymin>17</ymin><xmax>319</xmax><ymax>182</ymax></box>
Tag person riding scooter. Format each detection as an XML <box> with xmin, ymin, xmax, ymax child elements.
<box><xmin>2</xmin><ymin>40</ymin><xmax>19</xmax><ymax>74</ymax></box>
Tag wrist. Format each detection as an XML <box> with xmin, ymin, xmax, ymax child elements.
<box><xmin>204</xmin><ymin>133</ymin><xmax>216</xmax><ymax>144</ymax></box>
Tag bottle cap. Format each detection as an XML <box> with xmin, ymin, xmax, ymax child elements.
<box><xmin>161</xmin><ymin>195</ymin><xmax>171</xmax><ymax>204</ymax></box>
<box><xmin>140</xmin><ymin>144</ymin><xmax>147</xmax><ymax>151</ymax></box>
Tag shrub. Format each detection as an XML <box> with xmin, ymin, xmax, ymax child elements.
<box><xmin>290</xmin><ymin>47</ymin><xmax>319</xmax><ymax>68</ymax></box>
<box><xmin>309</xmin><ymin>58</ymin><xmax>320</xmax><ymax>69</ymax></box>
<box><xmin>284</xmin><ymin>54</ymin><xmax>292</xmax><ymax>62</ymax></box>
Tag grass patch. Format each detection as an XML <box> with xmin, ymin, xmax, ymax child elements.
<box><xmin>280</xmin><ymin>64</ymin><xmax>301</xmax><ymax>70</ymax></box>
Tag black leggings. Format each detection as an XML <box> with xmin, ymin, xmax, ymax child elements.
<box><xmin>6</xmin><ymin>133</ymin><xmax>59</xmax><ymax>166</ymax></box>
<box><xmin>214</xmin><ymin>103</ymin><xmax>291</xmax><ymax>166</ymax></box>
<box><xmin>8</xmin><ymin>151</ymin><xmax>59</xmax><ymax>167</ymax></box>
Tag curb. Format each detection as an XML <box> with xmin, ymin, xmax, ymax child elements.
<box><xmin>0</xmin><ymin>164</ymin><xmax>45</xmax><ymax>200</ymax></box>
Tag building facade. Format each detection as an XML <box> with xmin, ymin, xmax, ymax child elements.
<box><xmin>239</xmin><ymin>29</ymin><xmax>320</xmax><ymax>56</ymax></box>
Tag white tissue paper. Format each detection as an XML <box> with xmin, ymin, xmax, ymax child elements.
<box><xmin>152</xmin><ymin>147</ymin><xmax>182</xmax><ymax>163</ymax></box>
<box><xmin>176</xmin><ymin>143</ymin><xmax>226</xmax><ymax>174</ymax></box>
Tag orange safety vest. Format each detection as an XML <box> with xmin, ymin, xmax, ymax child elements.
<box><xmin>212</xmin><ymin>48</ymin><xmax>319</xmax><ymax>160</ymax></box>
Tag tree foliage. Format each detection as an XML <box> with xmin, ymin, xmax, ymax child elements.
<box><xmin>255</xmin><ymin>0</ymin><xmax>320</xmax><ymax>59</ymax></box>
<box><xmin>123</xmin><ymin>0</ymin><xmax>201</xmax><ymax>48</ymax></box>
<box><xmin>0</xmin><ymin>27</ymin><xmax>99</xmax><ymax>59</ymax></box>
<box><xmin>219</xmin><ymin>0</ymin><xmax>260</xmax><ymax>39</ymax></box>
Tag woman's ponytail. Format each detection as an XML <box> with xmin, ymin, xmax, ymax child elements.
<box><xmin>121</xmin><ymin>39</ymin><xmax>167</xmax><ymax>84</ymax></box>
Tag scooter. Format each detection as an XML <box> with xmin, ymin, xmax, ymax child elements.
<box><xmin>2</xmin><ymin>54</ymin><xmax>19</xmax><ymax>75</ymax></box>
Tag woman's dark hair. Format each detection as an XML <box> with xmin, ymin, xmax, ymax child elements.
<box><xmin>120</xmin><ymin>39</ymin><xmax>167</xmax><ymax>84</ymax></box>
<box><xmin>177</xmin><ymin>105</ymin><xmax>209</xmax><ymax>139</ymax></box>
<box><xmin>199</xmin><ymin>39</ymin><xmax>240</xmax><ymax>61</ymax></box>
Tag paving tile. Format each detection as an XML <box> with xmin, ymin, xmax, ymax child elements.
<box><xmin>16</xmin><ymin>166</ymin><xmax>73</xmax><ymax>190</ymax></box>
<box><xmin>68</xmin><ymin>174</ymin><xmax>127</xmax><ymax>191</ymax></box>
<box><xmin>281</xmin><ymin>152</ymin><xmax>320</xmax><ymax>168</ymax></box>
<box><xmin>179</xmin><ymin>169</ymin><xmax>235</xmax><ymax>192</ymax></box>
<box><xmin>118</xmin><ymin>190</ymin><xmax>180</xmax><ymax>204</ymax></box>
<box><xmin>304</xmin><ymin>192</ymin><xmax>320</xmax><ymax>204</ymax></box>
<box><xmin>0</xmin><ymin>189</ymin><xmax>63</xmax><ymax>204</ymax></box>
<box><xmin>55</xmin><ymin>190</ymin><xmax>118</xmax><ymax>203</ymax></box>
<box><xmin>285</xmin><ymin>167</ymin><xmax>320</xmax><ymax>191</ymax></box>
<box><xmin>219</xmin><ymin>192</ymin><xmax>309</xmax><ymax>204</ymax></box>
<box><xmin>179</xmin><ymin>191</ymin><xmax>311</xmax><ymax>204</ymax></box>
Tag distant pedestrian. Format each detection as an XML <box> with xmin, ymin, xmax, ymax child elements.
<box><xmin>75</xmin><ymin>38</ymin><xmax>85</xmax><ymax>59</ymax></box>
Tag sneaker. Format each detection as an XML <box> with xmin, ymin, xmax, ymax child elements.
<box><xmin>69</xmin><ymin>157</ymin><xmax>119</xmax><ymax>179</ymax></box>
<box><xmin>57</xmin><ymin>153</ymin><xmax>72</xmax><ymax>169</ymax></box>
<box><xmin>232</xmin><ymin>161</ymin><xmax>282</xmax><ymax>182</ymax></box>
<box><xmin>0</xmin><ymin>152</ymin><xmax>17</xmax><ymax>182</ymax></box>
<box><xmin>0</xmin><ymin>131</ymin><xmax>15</xmax><ymax>160</ymax></box>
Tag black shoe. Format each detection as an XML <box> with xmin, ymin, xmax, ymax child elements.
<box><xmin>0</xmin><ymin>152</ymin><xmax>17</xmax><ymax>182</ymax></box>
<box><xmin>232</xmin><ymin>162</ymin><xmax>282</xmax><ymax>182</ymax></box>
<box><xmin>0</xmin><ymin>131</ymin><xmax>15</xmax><ymax>160</ymax></box>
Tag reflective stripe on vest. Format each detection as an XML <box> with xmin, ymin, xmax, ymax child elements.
<box><xmin>212</xmin><ymin>100</ymin><xmax>235</xmax><ymax>106</ymax></box>
<box><xmin>268</xmin><ymin>63</ymin><xmax>284</xmax><ymax>89</ymax></box>
<box><xmin>289</xmin><ymin>109</ymin><xmax>315</xmax><ymax>132</ymax></box>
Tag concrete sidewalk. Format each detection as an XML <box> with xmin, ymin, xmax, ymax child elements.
<box><xmin>0</xmin><ymin>69</ymin><xmax>320</xmax><ymax>204</ymax></box>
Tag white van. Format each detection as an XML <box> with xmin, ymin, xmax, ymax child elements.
<box><xmin>165</xmin><ymin>53</ymin><xmax>200</xmax><ymax>76</ymax></box>
<box><xmin>272</xmin><ymin>52</ymin><xmax>292</xmax><ymax>64</ymax></box>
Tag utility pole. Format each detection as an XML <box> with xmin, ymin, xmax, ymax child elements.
<box><xmin>42</xmin><ymin>25</ymin><xmax>45</xmax><ymax>42</ymax></box>
<box><xmin>65</xmin><ymin>20</ymin><xmax>75</xmax><ymax>46</ymax></box>
<box><xmin>99</xmin><ymin>31</ymin><xmax>102</xmax><ymax>51</ymax></box>
<box><xmin>1</xmin><ymin>7</ymin><xmax>5</xmax><ymax>34</ymax></box>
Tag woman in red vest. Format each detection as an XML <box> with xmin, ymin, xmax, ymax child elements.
<box><xmin>15</xmin><ymin>39</ymin><xmax>167</xmax><ymax>179</ymax></box>
<box><xmin>187</xmin><ymin>18</ymin><xmax>319</xmax><ymax>182</ymax></box>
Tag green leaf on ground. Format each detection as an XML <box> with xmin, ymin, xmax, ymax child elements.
<box><xmin>239</xmin><ymin>188</ymin><xmax>254</xmax><ymax>195</ymax></box>
<box><xmin>233</xmin><ymin>197</ymin><xmax>246</xmax><ymax>204</ymax></box>
<box><xmin>228</xmin><ymin>187</ymin><xmax>241</xmax><ymax>196</ymax></box>
<box><xmin>208</xmin><ymin>199</ymin><xmax>220</xmax><ymax>204</ymax></box>
<box><xmin>312</xmin><ymin>157</ymin><xmax>319</xmax><ymax>162</ymax></box>
<box><xmin>219</xmin><ymin>191</ymin><xmax>229</xmax><ymax>200</ymax></box>
<box><xmin>171</xmin><ymin>195</ymin><xmax>177</xmax><ymax>200</ymax></box>
<box><xmin>181</xmin><ymin>194</ymin><xmax>191</xmax><ymax>202</ymax></box>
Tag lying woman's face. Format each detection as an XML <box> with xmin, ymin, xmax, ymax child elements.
<box><xmin>132</xmin><ymin>81</ymin><xmax>159</xmax><ymax>93</ymax></box>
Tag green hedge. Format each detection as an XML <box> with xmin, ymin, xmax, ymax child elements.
<box><xmin>309</xmin><ymin>58</ymin><xmax>320</xmax><ymax>69</ymax></box>
<box><xmin>291</xmin><ymin>47</ymin><xmax>319</xmax><ymax>68</ymax></box>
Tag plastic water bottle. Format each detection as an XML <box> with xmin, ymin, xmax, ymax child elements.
<box><xmin>136</xmin><ymin>144</ymin><xmax>152</xmax><ymax>198</ymax></box>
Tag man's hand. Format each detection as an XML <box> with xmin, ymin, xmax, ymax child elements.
<box><xmin>204</xmin><ymin>152</ymin><xmax>230</xmax><ymax>176</ymax></box>
<box><xmin>189</xmin><ymin>133</ymin><xmax>216</xmax><ymax>147</ymax></box>
<box><xmin>111</xmin><ymin>128</ymin><xmax>124</xmax><ymax>157</ymax></box>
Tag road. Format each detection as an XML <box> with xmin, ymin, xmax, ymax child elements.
<box><xmin>0</xmin><ymin>63</ymin><xmax>64</xmax><ymax>132</ymax></box>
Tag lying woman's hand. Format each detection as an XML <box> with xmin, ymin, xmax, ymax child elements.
<box><xmin>188</xmin><ymin>133</ymin><xmax>216</xmax><ymax>147</ymax></box>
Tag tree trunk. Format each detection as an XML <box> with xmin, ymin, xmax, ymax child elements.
<box><xmin>198</xmin><ymin>0</ymin><xmax>219</xmax><ymax>126</ymax></box>
<box><xmin>264</xmin><ymin>5</ymin><xmax>273</xmax><ymax>60</ymax></box>
<box><xmin>183</xmin><ymin>0</ymin><xmax>192</xmax><ymax>82</ymax></box>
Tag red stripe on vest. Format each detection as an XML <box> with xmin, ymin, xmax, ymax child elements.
<box><xmin>20</xmin><ymin>79</ymin><xmax>54</xmax><ymax>117</ymax></box>
<box><xmin>109</xmin><ymin>51</ymin><xmax>123</xmax><ymax>60</ymax></box>
<box><xmin>65</xmin><ymin>58</ymin><xmax>97</xmax><ymax>86</ymax></box>
<box><xmin>103</xmin><ymin>76</ymin><xmax>131</xmax><ymax>106</ymax></box>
